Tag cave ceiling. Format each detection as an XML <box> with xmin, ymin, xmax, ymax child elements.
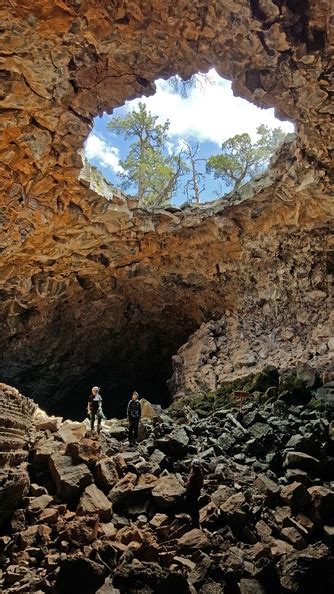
<box><xmin>0</xmin><ymin>0</ymin><xmax>333</xmax><ymax>410</ymax></box>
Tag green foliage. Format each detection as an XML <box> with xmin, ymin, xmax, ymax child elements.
<box><xmin>206</xmin><ymin>125</ymin><xmax>287</xmax><ymax>192</ymax></box>
<box><xmin>108</xmin><ymin>102</ymin><xmax>185</xmax><ymax>207</ymax></box>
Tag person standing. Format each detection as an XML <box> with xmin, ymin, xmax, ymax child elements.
<box><xmin>127</xmin><ymin>391</ymin><xmax>141</xmax><ymax>446</ymax></box>
<box><xmin>184</xmin><ymin>459</ymin><xmax>204</xmax><ymax>528</ymax></box>
<box><xmin>88</xmin><ymin>386</ymin><xmax>103</xmax><ymax>434</ymax></box>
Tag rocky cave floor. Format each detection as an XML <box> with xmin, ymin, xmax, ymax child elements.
<box><xmin>0</xmin><ymin>364</ymin><xmax>334</xmax><ymax>594</ymax></box>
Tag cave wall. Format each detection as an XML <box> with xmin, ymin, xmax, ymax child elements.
<box><xmin>0</xmin><ymin>1</ymin><xmax>333</xmax><ymax>413</ymax></box>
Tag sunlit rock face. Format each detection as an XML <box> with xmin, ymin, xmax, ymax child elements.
<box><xmin>0</xmin><ymin>1</ymin><xmax>333</xmax><ymax>414</ymax></box>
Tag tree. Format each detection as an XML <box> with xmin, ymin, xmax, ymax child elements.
<box><xmin>206</xmin><ymin>125</ymin><xmax>287</xmax><ymax>193</ymax></box>
<box><xmin>168</xmin><ymin>72</ymin><xmax>214</xmax><ymax>98</ymax></box>
<box><xmin>182</xmin><ymin>142</ymin><xmax>205</xmax><ymax>204</ymax></box>
<box><xmin>108</xmin><ymin>102</ymin><xmax>184</xmax><ymax>207</ymax></box>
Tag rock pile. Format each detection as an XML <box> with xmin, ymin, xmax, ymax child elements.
<box><xmin>0</xmin><ymin>379</ymin><xmax>334</xmax><ymax>593</ymax></box>
<box><xmin>0</xmin><ymin>384</ymin><xmax>36</xmax><ymax>531</ymax></box>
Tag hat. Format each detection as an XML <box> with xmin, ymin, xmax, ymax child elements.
<box><xmin>92</xmin><ymin>386</ymin><xmax>100</xmax><ymax>391</ymax></box>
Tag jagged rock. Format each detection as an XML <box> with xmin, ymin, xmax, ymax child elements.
<box><xmin>28</xmin><ymin>493</ymin><xmax>53</xmax><ymax>513</ymax></box>
<box><xmin>278</xmin><ymin>543</ymin><xmax>334</xmax><ymax>593</ymax></box>
<box><xmin>19</xmin><ymin>524</ymin><xmax>52</xmax><ymax>548</ymax></box>
<box><xmin>210</xmin><ymin>485</ymin><xmax>235</xmax><ymax>507</ymax></box>
<box><xmin>58</xmin><ymin>514</ymin><xmax>99</xmax><ymax>546</ymax></box>
<box><xmin>108</xmin><ymin>473</ymin><xmax>138</xmax><ymax>506</ymax></box>
<box><xmin>38</xmin><ymin>507</ymin><xmax>59</xmax><ymax>524</ymax></box>
<box><xmin>281</xmin><ymin>526</ymin><xmax>307</xmax><ymax>550</ymax></box>
<box><xmin>149</xmin><ymin>513</ymin><xmax>169</xmax><ymax>529</ymax></box>
<box><xmin>0</xmin><ymin>384</ymin><xmax>36</xmax><ymax>526</ymax></box>
<box><xmin>253</xmin><ymin>474</ymin><xmax>280</xmax><ymax>499</ymax></box>
<box><xmin>35</xmin><ymin>415</ymin><xmax>62</xmax><ymax>432</ymax></box>
<box><xmin>113</xmin><ymin>559</ymin><xmax>192</xmax><ymax>593</ymax></box>
<box><xmin>49</xmin><ymin>453</ymin><xmax>93</xmax><ymax>500</ymax></box>
<box><xmin>220</xmin><ymin>493</ymin><xmax>249</xmax><ymax>530</ymax></box>
<box><xmin>281</xmin><ymin>482</ymin><xmax>311</xmax><ymax>511</ymax></box>
<box><xmin>178</xmin><ymin>529</ymin><xmax>211</xmax><ymax>551</ymax></box>
<box><xmin>77</xmin><ymin>484</ymin><xmax>113</xmax><ymax>522</ymax></box>
<box><xmin>66</xmin><ymin>438</ymin><xmax>102</xmax><ymax>468</ymax></box>
<box><xmin>155</xmin><ymin>426</ymin><xmax>189</xmax><ymax>457</ymax></box>
<box><xmin>284</xmin><ymin>451</ymin><xmax>321</xmax><ymax>476</ymax></box>
<box><xmin>140</xmin><ymin>399</ymin><xmax>159</xmax><ymax>418</ymax></box>
<box><xmin>152</xmin><ymin>474</ymin><xmax>186</xmax><ymax>510</ymax></box>
<box><xmin>239</xmin><ymin>579</ymin><xmax>266</xmax><ymax>594</ymax></box>
<box><xmin>54</xmin><ymin>557</ymin><xmax>107</xmax><ymax>594</ymax></box>
<box><xmin>57</xmin><ymin>422</ymin><xmax>87</xmax><ymax>444</ymax></box>
<box><xmin>94</xmin><ymin>459</ymin><xmax>119</xmax><ymax>493</ymax></box>
<box><xmin>9</xmin><ymin>509</ymin><xmax>26</xmax><ymax>534</ymax></box>
<box><xmin>307</xmin><ymin>486</ymin><xmax>334</xmax><ymax>525</ymax></box>
<box><xmin>33</xmin><ymin>436</ymin><xmax>64</xmax><ymax>464</ymax></box>
<box><xmin>285</xmin><ymin>434</ymin><xmax>322</xmax><ymax>459</ymax></box>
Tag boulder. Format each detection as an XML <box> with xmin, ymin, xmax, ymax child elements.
<box><xmin>278</xmin><ymin>543</ymin><xmax>333</xmax><ymax>592</ymax></box>
<box><xmin>239</xmin><ymin>579</ymin><xmax>266</xmax><ymax>594</ymax></box>
<box><xmin>106</xmin><ymin>425</ymin><xmax>127</xmax><ymax>441</ymax></box>
<box><xmin>108</xmin><ymin>473</ymin><xmax>138</xmax><ymax>506</ymax></box>
<box><xmin>279</xmin><ymin>373</ymin><xmax>312</xmax><ymax>405</ymax></box>
<box><xmin>58</xmin><ymin>514</ymin><xmax>99</xmax><ymax>546</ymax></box>
<box><xmin>210</xmin><ymin>485</ymin><xmax>235</xmax><ymax>507</ymax></box>
<box><xmin>35</xmin><ymin>415</ymin><xmax>62</xmax><ymax>432</ymax></box>
<box><xmin>113</xmin><ymin>559</ymin><xmax>192</xmax><ymax>593</ymax></box>
<box><xmin>140</xmin><ymin>399</ymin><xmax>159</xmax><ymax>418</ymax></box>
<box><xmin>220</xmin><ymin>493</ymin><xmax>249</xmax><ymax>530</ymax></box>
<box><xmin>28</xmin><ymin>494</ymin><xmax>53</xmax><ymax>513</ymax></box>
<box><xmin>152</xmin><ymin>474</ymin><xmax>186</xmax><ymax>510</ymax></box>
<box><xmin>281</xmin><ymin>526</ymin><xmax>307</xmax><ymax>550</ymax></box>
<box><xmin>307</xmin><ymin>485</ymin><xmax>334</xmax><ymax>525</ymax></box>
<box><xmin>253</xmin><ymin>474</ymin><xmax>280</xmax><ymax>499</ymax></box>
<box><xmin>57</xmin><ymin>421</ymin><xmax>87</xmax><ymax>444</ymax></box>
<box><xmin>155</xmin><ymin>426</ymin><xmax>189</xmax><ymax>457</ymax></box>
<box><xmin>33</xmin><ymin>436</ymin><xmax>63</xmax><ymax>464</ymax></box>
<box><xmin>178</xmin><ymin>528</ymin><xmax>210</xmax><ymax>550</ymax></box>
<box><xmin>94</xmin><ymin>458</ymin><xmax>119</xmax><ymax>493</ymax></box>
<box><xmin>285</xmin><ymin>434</ymin><xmax>321</xmax><ymax>459</ymax></box>
<box><xmin>65</xmin><ymin>439</ymin><xmax>102</xmax><ymax>468</ymax></box>
<box><xmin>49</xmin><ymin>454</ymin><xmax>93</xmax><ymax>500</ymax></box>
<box><xmin>54</xmin><ymin>557</ymin><xmax>107</xmax><ymax>594</ymax></box>
<box><xmin>38</xmin><ymin>508</ymin><xmax>59</xmax><ymax>524</ymax></box>
<box><xmin>284</xmin><ymin>451</ymin><xmax>321</xmax><ymax>476</ymax></box>
<box><xmin>281</xmin><ymin>482</ymin><xmax>311</xmax><ymax>510</ymax></box>
<box><xmin>77</xmin><ymin>484</ymin><xmax>113</xmax><ymax>522</ymax></box>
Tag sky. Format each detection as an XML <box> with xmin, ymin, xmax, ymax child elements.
<box><xmin>84</xmin><ymin>69</ymin><xmax>294</xmax><ymax>205</ymax></box>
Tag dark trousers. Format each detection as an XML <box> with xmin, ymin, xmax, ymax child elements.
<box><xmin>184</xmin><ymin>494</ymin><xmax>200</xmax><ymax>528</ymax></box>
<box><xmin>90</xmin><ymin>409</ymin><xmax>102</xmax><ymax>432</ymax></box>
<box><xmin>128</xmin><ymin>418</ymin><xmax>139</xmax><ymax>444</ymax></box>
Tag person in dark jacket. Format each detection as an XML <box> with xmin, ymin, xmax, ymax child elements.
<box><xmin>184</xmin><ymin>459</ymin><xmax>204</xmax><ymax>528</ymax></box>
<box><xmin>87</xmin><ymin>386</ymin><xmax>103</xmax><ymax>434</ymax></box>
<box><xmin>127</xmin><ymin>391</ymin><xmax>141</xmax><ymax>446</ymax></box>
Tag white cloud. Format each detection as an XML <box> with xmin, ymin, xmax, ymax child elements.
<box><xmin>85</xmin><ymin>133</ymin><xmax>124</xmax><ymax>173</ymax></box>
<box><xmin>126</xmin><ymin>69</ymin><xmax>294</xmax><ymax>146</ymax></box>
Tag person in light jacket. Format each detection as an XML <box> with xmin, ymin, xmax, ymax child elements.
<box><xmin>87</xmin><ymin>386</ymin><xmax>103</xmax><ymax>434</ymax></box>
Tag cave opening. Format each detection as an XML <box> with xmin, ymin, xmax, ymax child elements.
<box><xmin>83</xmin><ymin>69</ymin><xmax>294</xmax><ymax>207</ymax></box>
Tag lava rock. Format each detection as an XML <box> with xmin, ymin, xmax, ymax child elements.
<box><xmin>77</xmin><ymin>484</ymin><xmax>113</xmax><ymax>522</ymax></box>
<box><xmin>54</xmin><ymin>557</ymin><xmax>107</xmax><ymax>594</ymax></box>
<box><xmin>152</xmin><ymin>474</ymin><xmax>185</xmax><ymax>510</ymax></box>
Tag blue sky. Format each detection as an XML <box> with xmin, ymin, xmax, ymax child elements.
<box><xmin>84</xmin><ymin>69</ymin><xmax>294</xmax><ymax>205</ymax></box>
